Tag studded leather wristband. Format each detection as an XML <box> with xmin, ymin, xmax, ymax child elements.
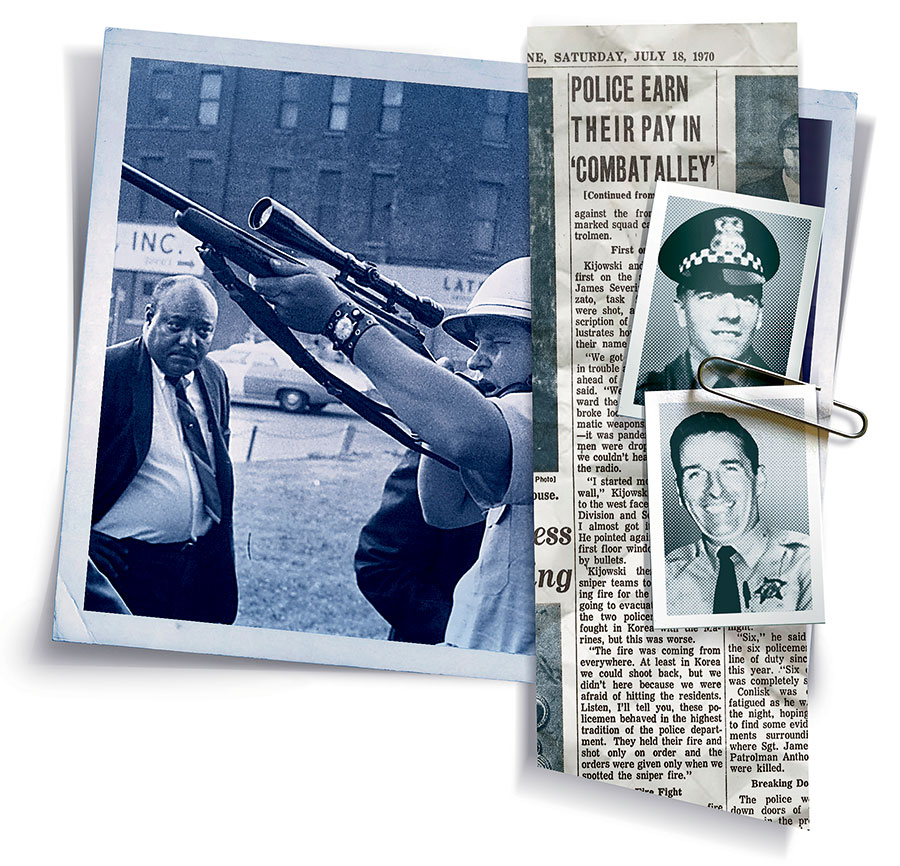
<box><xmin>322</xmin><ymin>301</ymin><xmax>381</xmax><ymax>361</ymax></box>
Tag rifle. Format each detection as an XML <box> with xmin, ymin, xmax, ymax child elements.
<box><xmin>121</xmin><ymin>162</ymin><xmax>456</xmax><ymax>468</ymax></box>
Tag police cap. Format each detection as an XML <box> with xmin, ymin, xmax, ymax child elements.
<box><xmin>658</xmin><ymin>207</ymin><xmax>779</xmax><ymax>300</ymax></box>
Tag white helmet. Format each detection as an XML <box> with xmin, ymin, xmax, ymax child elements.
<box><xmin>441</xmin><ymin>256</ymin><xmax>531</xmax><ymax>345</ymax></box>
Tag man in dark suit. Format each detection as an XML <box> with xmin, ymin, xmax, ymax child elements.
<box><xmin>738</xmin><ymin>114</ymin><xmax>800</xmax><ymax>203</ymax></box>
<box><xmin>84</xmin><ymin>275</ymin><xmax>238</xmax><ymax>624</ymax></box>
<box><xmin>635</xmin><ymin>207</ymin><xmax>780</xmax><ymax>404</ymax></box>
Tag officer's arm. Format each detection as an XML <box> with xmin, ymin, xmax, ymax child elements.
<box><xmin>219</xmin><ymin>363</ymin><xmax>231</xmax><ymax>449</ymax></box>
<box><xmin>255</xmin><ymin>263</ymin><xmax>511</xmax><ymax>477</ymax></box>
<box><xmin>417</xmin><ymin>453</ymin><xmax>488</xmax><ymax>529</ymax></box>
<box><xmin>352</xmin><ymin>326</ymin><xmax>511</xmax><ymax>476</ymax></box>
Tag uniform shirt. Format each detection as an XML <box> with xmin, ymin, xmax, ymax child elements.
<box><xmin>683</xmin><ymin>348</ymin><xmax>770</xmax><ymax>388</ymax></box>
<box><xmin>665</xmin><ymin>524</ymin><xmax>811</xmax><ymax>616</ymax></box>
<box><xmin>93</xmin><ymin>360</ymin><xmax>214</xmax><ymax>543</ymax></box>
<box><xmin>635</xmin><ymin>347</ymin><xmax>772</xmax><ymax>405</ymax></box>
<box><xmin>443</xmin><ymin>391</ymin><xmax>535</xmax><ymax>655</ymax></box>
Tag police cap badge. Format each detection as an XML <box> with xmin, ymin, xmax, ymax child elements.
<box><xmin>658</xmin><ymin>207</ymin><xmax>780</xmax><ymax>301</ymax></box>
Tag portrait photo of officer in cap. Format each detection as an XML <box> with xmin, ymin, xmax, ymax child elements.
<box><xmin>644</xmin><ymin>387</ymin><xmax>824</xmax><ymax>629</ymax></box>
<box><xmin>618</xmin><ymin>183</ymin><xmax>823</xmax><ymax>420</ymax></box>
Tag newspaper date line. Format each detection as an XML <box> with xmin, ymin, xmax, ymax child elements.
<box><xmin>528</xmin><ymin>51</ymin><xmax>714</xmax><ymax>65</ymax></box>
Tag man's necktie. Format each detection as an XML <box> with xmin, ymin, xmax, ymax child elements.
<box><xmin>713</xmin><ymin>376</ymin><xmax>737</xmax><ymax>389</ymax></box>
<box><xmin>713</xmin><ymin>545</ymin><xmax>740</xmax><ymax>613</ymax></box>
<box><xmin>166</xmin><ymin>375</ymin><xmax>222</xmax><ymax>523</ymax></box>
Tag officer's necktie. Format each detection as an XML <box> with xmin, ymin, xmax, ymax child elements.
<box><xmin>166</xmin><ymin>375</ymin><xmax>222</xmax><ymax>523</ymax></box>
<box><xmin>713</xmin><ymin>376</ymin><xmax>737</xmax><ymax>389</ymax></box>
<box><xmin>713</xmin><ymin>545</ymin><xmax>740</xmax><ymax>613</ymax></box>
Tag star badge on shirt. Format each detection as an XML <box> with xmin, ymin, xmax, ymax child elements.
<box><xmin>755</xmin><ymin>578</ymin><xmax>787</xmax><ymax>602</ymax></box>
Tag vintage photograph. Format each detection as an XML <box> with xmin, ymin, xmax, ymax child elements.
<box><xmin>645</xmin><ymin>386</ymin><xmax>824</xmax><ymax>628</ymax></box>
<box><xmin>618</xmin><ymin>183</ymin><xmax>824</xmax><ymax>419</ymax></box>
<box><xmin>734</xmin><ymin>75</ymin><xmax>801</xmax><ymax>203</ymax></box>
<box><xmin>54</xmin><ymin>30</ymin><xmax>534</xmax><ymax>681</ymax></box>
<box><xmin>793</xmin><ymin>91</ymin><xmax>857</xmax><ymax>413</ymax></box>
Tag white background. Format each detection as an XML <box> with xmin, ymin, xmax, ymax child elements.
<box><xmin>4</xmin><ymin>2</ymin><xmax>896</xmax><ymax>863</ymax></box>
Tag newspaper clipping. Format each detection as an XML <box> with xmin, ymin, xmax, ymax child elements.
<box><xmin>529</xmin><ymin>23</ymin><xmax>810</xmax><ymax>824</ymax></box>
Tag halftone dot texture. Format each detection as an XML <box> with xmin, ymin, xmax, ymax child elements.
<box><xmin>659</xmin><ymin>396</ymin><xmax>810</xmax><ymax>555</ymax></box>
<box><xmin>635</xmin><ymin>196</ymin><xmax>812</xmax><ymax>399</ymax></box>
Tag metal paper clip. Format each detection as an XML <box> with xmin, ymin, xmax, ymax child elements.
<box><xmin>696</xmin><ymin>356</ymin><xmax>868</xmax><ymax>439</ymax></box>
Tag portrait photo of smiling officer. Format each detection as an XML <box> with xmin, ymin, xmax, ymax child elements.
<box><xmin>662</xmin><ymin>410</ymin><xmax>812</xmax><ymax>618</ymax></box>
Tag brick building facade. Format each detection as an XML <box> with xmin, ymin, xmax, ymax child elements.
<box><xmin>110</xmin><ymin>58</ymin><xmax>529</xmax><ymax>354</ymax></box>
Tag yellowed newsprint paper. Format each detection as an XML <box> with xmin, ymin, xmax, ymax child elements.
<box><xmin>529</xmin><ymin>24</ymin><xmax>809</xmax><ymax>825</ymax></box>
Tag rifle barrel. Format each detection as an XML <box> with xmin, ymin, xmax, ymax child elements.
<box><xmin>121</xmin><ymin>162</ymin><xmax>441</xmax><ymax>332</ymax></box>
<box><xmin>121</xmin><ymin>163</ymin><xmax>294</xmax><ymax>263</ymax></box>
<box><xmin>122</xmin><ymin>163</ymin><xmax>194</xmax><ymax>212</ymax></box>
<box><xmin>250</xmin><ymin>196</ymin><xmax>444</xmax><ymax>327</ymax></box>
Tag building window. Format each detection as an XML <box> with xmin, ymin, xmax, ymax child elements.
<box><xmin>268</xmin><ymin>167</ymin><xmax>292</xmax><ymax>203</ymax></box>
<box><xmin>279</xmin><ymin>73</ymin><xmax>303</xmax><ymax>129</ymax></box>
<box><xmin>135</xmin><ymin>275</ymin><xmax>158</xmax><ymax>320</ymax></box>
<box><xmin>328</xmin><ymin>77</ymin><xmax>351</xmax><ymax>131</ymax></box>
<box><xmin>188</xmin><ymin>158</ymin><xmax>215</xmax><ymax>203</ymax></box>
<box><xmin>482</xmin><ymin>91</ymin><xmax>510</xmax><ymax>143</ymax></box>
<box><xmin>150</xmin><ymin>64</ymin><xmax>174</xmax><ymax>125</ymax></box>
<box><xmin>379</xmin><ymin>81</ymin><xmax>403</xmax><ymax>133</ymax></box>
<box><xmin>197</xmin><ymin>71</ymin><xmax>222</xmax><ymax>126</ymax></box>
<box><xmin>472</xmin><ymin>182</ymin><xmax>502</xmax><ymax>252</ymax></box>
<box><xmin>369</xmin><ymin>173</ymin><xmax>395</xmax><ymax>243</ymax></box>
<box><xmin>317</xmin><ymin>170</ymin><xmax>342</xmax><ymax>238</ymax></box>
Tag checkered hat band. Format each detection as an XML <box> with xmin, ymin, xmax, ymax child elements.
<box><xmin>680</xmin><ymin>248</ymin><xmax>764</xmax><ymax>276</ymax></box>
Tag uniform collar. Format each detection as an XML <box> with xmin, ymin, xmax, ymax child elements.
<box><xmin>701</xmin><ymin>523</ymin><xmax>769</xmax><ymax>571</ymax></box>
<box><xmin>687</xmin><ymin>348</ymin><xmax>762</xmax><ymax>385</ymax></box>
<box><xmin>686</xmin><ymin>349</ymin><xmax>703</xmax><ymax>384</ymax></box>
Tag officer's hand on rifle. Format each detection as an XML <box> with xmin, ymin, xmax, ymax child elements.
<box><xmin>254</xmin><ymin>259</ymin><xmax>344</xmax><ymax>334</ymax></box>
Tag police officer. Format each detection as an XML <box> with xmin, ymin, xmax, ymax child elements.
<box><xmin>635</xmin><ymin>207</ymin><xmax>779</xmax><ymax>404</ymax></box>
<box><xmin>255</xmin><ymin>257</ymin><xmax>535</xmax><ymax>655</ymax></box>
<box><xmin>665</xmin><ymin>410</ymin><xmax>811</xmax><ymax>616</ymax></box>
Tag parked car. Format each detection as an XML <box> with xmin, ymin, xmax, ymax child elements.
<box><xmin>208</xmin><ymin>340</ymin><xmax>374</xmax><ymax>413</ymax></box>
